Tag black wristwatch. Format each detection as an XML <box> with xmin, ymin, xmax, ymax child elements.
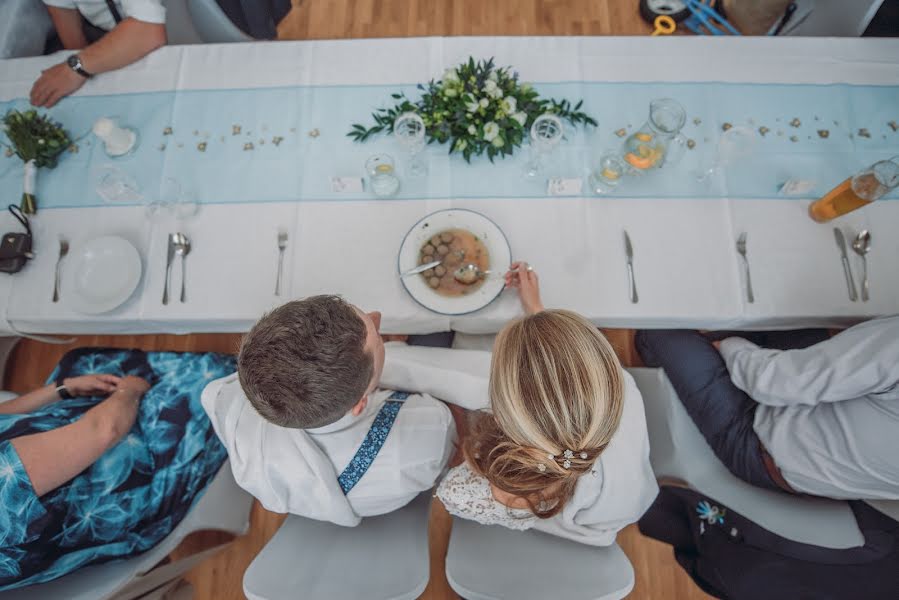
<box><xmin>66</xmin><ymin>54</ymin><xmax>93</xmax><ymax>79</ymax></box>
<box><xmin>56</xmin><ymin>384</ymin><xmax>73</xmax><ymax>400</ymax></box>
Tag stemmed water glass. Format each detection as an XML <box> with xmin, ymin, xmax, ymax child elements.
<box><xmin>524</xmin><ymin>114</ymin><xmax>564</xmax><ymax>179</ymax></box>
<box><xmin>393</xmin><ymin>112</ymin><xmax>427</xmax><ymax>177</ymax></box>
<box><xmin>695</xmin><ymin>125</ymin><xmax>758</xmax><ymax>186</ymax></box>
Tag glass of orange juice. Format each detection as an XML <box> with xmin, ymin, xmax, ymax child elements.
<box><xmin>808</xmin><ymin>156</ymin><xmax>899</xmax><ymax>222</ymax></box>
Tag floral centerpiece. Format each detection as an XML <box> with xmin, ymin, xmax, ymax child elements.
<box><xmin>2</xmin><ymin>109</ymin><xmax>71</xmax><ymax>215</ymax></box>
<box><xmin>348</xmin><ymin>57</ymin><xmax>596</xmax><ymax>162</ymax></box>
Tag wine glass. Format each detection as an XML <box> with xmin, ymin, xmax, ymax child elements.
<box><xmin>393</xmin><ymin>112</ymin><xmax>427</xmax><ymax>177</ymax></box>
<box><xmin>524</xmin><ymin>114</ymin><xmax>564</xmax><ymax>179</ymax></box>
<box><xmin>94</xmin><ymin>164</ymin><xmax>142</xmax><ymax>204</ymax></box>
<box><xmin>695</xmin><ymin>125</ymin><xmax>757</xmax><ymax>185</ymax></box>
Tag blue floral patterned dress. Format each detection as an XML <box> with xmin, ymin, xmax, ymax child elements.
<box><xmin>0</xmin><ymin>348</ymin><xmax>236</xmax><ymax>591</ymax></box>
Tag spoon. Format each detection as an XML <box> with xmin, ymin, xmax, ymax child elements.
<box><xmin>172</xmin><ymin>233</ymin><xmax>191</xmax><ymax>303</ymax></box>
<box><xmin>453</xmin><ymin>263</ymin><xmax>534</xmax><ymax>284</ymax></box>
<box><xmin>851</xmin><ymin>230</ymin><xmax>871</xmax><ymax>302</ymax></box>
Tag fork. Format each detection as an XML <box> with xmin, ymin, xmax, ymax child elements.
<box><xmin>52</xmin><ymin>238</ymin><xmax>69</xmax><ymax>303</ymax></box>
<box><xmin>275</xmin><ymin>231</ymin><xmax>288</xmax><ymax>296</ymax></box>
<box><xmin>736</xmin><ymin>232</ymin><xmax>754</xmax><ymax>304</ymax></box>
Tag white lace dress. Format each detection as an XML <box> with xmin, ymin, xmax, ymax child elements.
<box><xmin>436</xmin><ymin>463</ymin><xmax>538</xmax><ymax>530</ymax></box>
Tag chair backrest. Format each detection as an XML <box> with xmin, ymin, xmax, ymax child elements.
<box><xmin>243</xmin><ymin>492</ymin><xmax>431</xmax><ymax>600</ymax></box>
<box><xmin>445</xmin><ymin>516</ymin><xmax>634</xmax><ymax>600</ymax></box>
<box><xmin>0</xmin><ymin>0</ymin><xmax>53</xmax><ymax>59</ymax></box>
<box><xmin>627</xmin><ymin>367</ymin><xmax>865</xmax><ymax>549</ymax></box>
<box><xmin>0</xmin><ymin>462</ymin><xmax>253</xmax><ymax>600</ymax></box>
<box><xmin>186</xmin><ymin>0</ymin><xmax>253</xmax><ymax>43</ymax></box>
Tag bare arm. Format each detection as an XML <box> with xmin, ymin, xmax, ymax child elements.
<box><xmin>0</xmin><ymin>374</ymin><xmax>120</xmax><ymax>415</ymax></box>
<box><xmin>31</xmin><ymin>18</ymin><xmax>167</xmax><ymax>108</ymax></box>
<box><xmin>79</xmin><ymin>18</ymin><xmax>167</xmax><ymax>75</ymax></box>
<box><xmin>47</xmin><ymin>6</ymin><xmax>89</xmax><ymax>49</ymax></box>
<box><xmin>10</xmin><ymin>376</ymin><xmax>148</xmax><ymax>497</ymax></box>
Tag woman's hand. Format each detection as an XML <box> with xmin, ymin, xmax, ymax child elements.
<box><xmin>115</xmin><ymin>375</ymin><xmax>151</xmax><ymax>396</ymax></box>
<box><xmin>62</xmin><ymin>374</ymin><xmax>121</xmax><ymax>397</ymax></box>
<box><xmin>102</xmin><ymin>376</ymin><xmax>151</xmax><ymax>441</ymax></box>
<box><xmin>504</xmin><ymin>261</ymin><xmax>544</xmax><ymax>315</ymax></box>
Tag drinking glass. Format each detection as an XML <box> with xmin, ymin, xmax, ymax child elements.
<box><xmin>695</xmin><ymin>125</ymin><xmax>757</xmax><ymax>185</ymax></box>
<box><xmin>365</xmin><ymin>154</ymin><xmax>401</xmax><ymax>197</ymax></box>
<box><xmin>394</xmin><ymin>112</ymin><xmax>427</xmax><ymax>177</ymax></box>
<box><xmin>588</xmin><ymin>154</ymin><xmax>627</xmax><ymax>195</ymax></box>
<box><xmin>524</xmin><ymin>114</ymin><xmax>564</xmax><ymax>179</ymax></box>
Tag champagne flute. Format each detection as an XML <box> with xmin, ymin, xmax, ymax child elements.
<box><xmin>524</xmin><ymin>114</ymin><xmax>564</xmax><ymax>179</ymax></box>
<box><xmin>394</xmin><ymin>112</ymin><xmax>427</xmax><ymax>177</ymax></box>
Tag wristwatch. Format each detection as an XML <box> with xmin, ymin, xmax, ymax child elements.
<box><xmin>66</xmin><ymin>54</ymin><xmax>93</xmax><ymax>79</ymax></box>
<box><xmin>56</xmin><ymin>384</ymin><xmax>73</xmax><ymax>400</ymax></box>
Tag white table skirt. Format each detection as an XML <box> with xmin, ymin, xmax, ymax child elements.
<box><xmin>1</xmin><ymin>37</ymin><xmax>898</xmax><ymax>335</ymax></box>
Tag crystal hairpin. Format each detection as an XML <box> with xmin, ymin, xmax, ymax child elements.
<box><xmin>563</xmin><ymin>459</ymin><xmax>571</xmax><ymax>469</ymax></box>
<box><xmin>563</xmin><ymin>450</ymin><xmax>574</xmax><ymax>459</ymax></box>
<box><xmin>537</xmin><ymin>463</ymin><xmax>547</xmax><ymax>473</ymax></box>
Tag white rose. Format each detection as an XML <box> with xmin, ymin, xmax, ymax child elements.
<box><xmin>479</xmin><ymin>98</ymin><xmax>489</xmax><ymax>108</ymax></box>
<box><xmin>491</xmin><ymin>136</ymin><xmax>505</xmax><ymax>148</ymax></box>
<box><xmin>487</xmin><ymin>70</ymin><xmax>498</xmax><ymax>82</ymax></box>
<box><xmin>465</xmin><ymin>96</ymin><xmax>480</xmax><ymax>113</ymax></box>
<box><xmin>443</xmin><ymin>68</ymin><xmax>460</xmax><ymax>83</ymax></box>
<box><xmin>512</xmin><ymin>112</ymin><xmax>527</xmax><ymax>126</ymax></box>
<box><xmin>501</xmin><ymin>97</ymin><xmax>517</xmax><ymax>114</ymax></box>
<box><xmin>483</xmin><ymin>80</ymin><xmax>497</xmax><ymax>94</ymax></box>
<box><xmin>468</xmin><ymin>125</ymin><xmax>477</xmax><ymax>135</ymax></box>
<box><xmin>483</xmin><ymin>122</ymin><xmax>500</xmax><ymax>142</ymax></box>
<box><xmin>492</xmin><ymin>87</ymin><xmax>504</xmax><ymax>99</ymax></box>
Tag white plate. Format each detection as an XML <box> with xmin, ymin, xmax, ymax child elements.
<box><xmin>65</xmin><ymin>236</ymin><xmax>142</xmax><ymax>315</ymax></box>
<box><xmin>398</xmin><ymin>209</ymin><xmax>511</xmax><ymax>315</ymax></box>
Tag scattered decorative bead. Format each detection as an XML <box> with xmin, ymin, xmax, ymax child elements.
<box><xmin>197</xmin><ymin>142</ymin><xmax>207</xmax><ymax>152</ymax></box>
<box><xmin>158</xmin><ymin>144</ymin><xmax>166</xmax><ymax>151</ymax></box>
<box><xmin>686</xmin><ymin>139</ymin><xmax>696</xmax><ymax>149</ymax></box>
<box><xmin>722</xmin><ymin>122</ymin><xmax>732</xmax><ymax>131</ymax></box>
<box><xmin>308</xmin><ymin>128</ymin><xmax>320</xmax><ymax>138</ymax></box>
<box><xmin>692</xmin><ymin>117</ymin><xmax>701</xmax><ymax>125</ymax></box>
<box><xmin>889</xmin><ymin>121</ymin><xmax>898</xmax><ymax>132</ymax></box>
<box><xmin>163</xmin><ymin>126</ymin><xmax>173</xmax><ymax>135</ymax></box>
<box><xmin>614</xmin><ymin>127</ymin><xmax>627</xmax><ymax>137</ymax></box>
<box><xmin>243</xmin><ymin>142</ymin><xmax>254</xmax><ymax>151</ymax></box>
<box><xmin>789</xmin><ymin>118</ymin><xmax>801</xmax><ymax>128</ymax></box>
<box><xmin>758</xmin><ymin>126</ymin><xmax>769</xmax><ymax>136</ymax></box>
<box><xmin>790</xmin><ymin>135</ymin><xmax>799</xmax><ymax>142</ymax></box>
<box><xmin>858</xmin><ymin>128</ymin><xmax>871</xmax><ymax>138</ymax></box>
<box><xmin>67</xmin><ymin>144</ymin><xmax>79</xmax><ymax>153</ymax></box>
<box><xmin>4</xmin><ymin>148</ymin><xmax>14</xmax><ymax>158</ymax></box>
<box><xmin>817</xmin><ymin>129</ymin><xmax>830</xmax><ymax>139</ymax></box>
<box><xmin>232</xmin><ymin>125</ymin><xmax>241</xmax><ymax>135</ymax></box>
<box><xmin>272</xmin><ymin>136</ymin><xmax>284</xmax><ymax>146</ymax></box>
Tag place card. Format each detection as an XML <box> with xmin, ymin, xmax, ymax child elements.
<box><xmin>547</xmin><ymin>177</ymin><xmax>583</xmax><ymax>196</ymax></box>
<box><xmin>331</xmin><ymin>176</ymin><xmax>364</xmax><ymax>193</ymax></box>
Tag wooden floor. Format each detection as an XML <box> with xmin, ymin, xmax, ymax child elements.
<box><xmin>2</xmin><ymin>2</ymin><xmax>719</xmax><ymax>599</ymax></box>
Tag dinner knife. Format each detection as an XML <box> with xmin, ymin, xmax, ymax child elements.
<box><xmin>624</xmin><ymin>230</ymin><xmax>638</xmax><ymax>304</ymax></box>
<box><xmin>833</xmin><ymin>228</ymin><xmax>858</xmax><ymax>302</ymax></box>
<box><xmin>400</xmin><ymin>259</ymin><xmax>443</xmax><ymax>278</ymax></box>
<box><xmin>162</xmin><ymin>233</ymin><xmax>176</xmax><ymax>305</ymax></box>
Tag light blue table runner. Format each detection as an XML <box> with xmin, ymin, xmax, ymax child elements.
<box><xmin>1</xmin><ymin>81</ymin><xmax>897</xmax><ymax>209</ymax></box>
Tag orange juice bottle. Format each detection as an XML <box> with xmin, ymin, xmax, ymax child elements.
<box><xmin>809</xmin><ymin>157</ymin><xmax>899</xmax><ymax>222</ymax></box>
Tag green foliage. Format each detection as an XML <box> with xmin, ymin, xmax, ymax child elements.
<box><xmin>2</xmin><ymin>109</ymin><xmax>71</xmax><ymax>168</ymax></box>
<box><xmin>348</xmin><ymin>57</ymin><xmax>596</xmax><ymax>162</ymax></box>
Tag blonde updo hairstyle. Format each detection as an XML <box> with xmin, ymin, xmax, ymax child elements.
<box><xmin>465</xmin><ymin>309</ymin><xmax>625</xmax><ymax>518</ymax></box>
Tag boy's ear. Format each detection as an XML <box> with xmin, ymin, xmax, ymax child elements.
<box><xmin>351</xmin><ymin>395</ymin><xmax>368</xmax><ymax>417</ymax></box>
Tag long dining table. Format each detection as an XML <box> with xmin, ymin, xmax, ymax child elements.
<box><xmin>0</xmin><ymin>36</ymin><xmax>897</xmax><ymax>336</ymax></box>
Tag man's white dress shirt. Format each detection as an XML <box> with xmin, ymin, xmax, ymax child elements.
<box><xmin>43</xmin><ymin>0</ymin><xmax>166</xmax><ymax>30</ymax></box>
<box><xmin>720</xmin><ymin>315</ymin><xmax>899</xmax><ymax>500</ymax></box>
<box><xmin>201</xmin><ymin>368</ymin><xmax>455</xmax><ymax>526</ymax></box>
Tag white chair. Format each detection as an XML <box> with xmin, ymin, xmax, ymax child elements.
<box><xmin>445</xmin><ymin>517</ymin><xmax>634</xmax><ymax>600</ymax></box>
<box><xmin>0</xmin><ymin>0</ymin><xmax>53</xmax><ymax>59</ymax></box>
<box><xmin>243</xmin><ymin>492</ymin><xmax>431</xmax><ymax>600</ymax></box>
<box><xmin>186</xmin><ymin>0</ymin><xmax>253</xmax><ymax>43</ymax></box>
<box><xmin>0</xmin><ymin>462</ymin><xmax>254</xmax><ymax>600</ymax></box>
<box><xmin>627</xmin><ymin>367</ymin><xmax>871</xmax><ymax>548</ymax></box>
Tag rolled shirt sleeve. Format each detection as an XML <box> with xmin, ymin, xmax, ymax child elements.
<box><xmin>122</xmin><ymin>0</ymin><xmax>166</xmax><ymax>24</ymax></box>
<box><xmin>42</xmin><ymin>0</ymin><xmax>166</xmax><ymax>25</ymax></box>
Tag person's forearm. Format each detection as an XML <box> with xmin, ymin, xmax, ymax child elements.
<box><xmin>47</xmin><ymin>6</ymin><xmax>88</xmax><ymax>49</ymax></box>
<box><xmin>79</xmin><ymin>19</ymin><xmax>166</xmax><ymax>75</ymax></box>
<box><xmin>10</xmin><ymin>389</ymin><xmax>140</xmax><ymax>496</ymax></box>
<box><xmin>0</xmin><ymin>384</ymin><xmax>61</xmax><ymax>414</ymax></box>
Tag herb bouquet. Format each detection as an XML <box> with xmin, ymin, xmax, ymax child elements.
<box><xmin>348</xmin><ymin>57</ymin><xmax>596</xmax><ymax>162</ymax></box>
<box><xmin>2</xmin><ymin>109</ymin><xmax>71</xmax><ymax>215</ymax></box>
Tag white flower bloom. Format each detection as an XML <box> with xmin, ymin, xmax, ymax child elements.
<box><xmin>501</xmin><ymin>97</ymin><xmax>517</xmax><ymax>114</ymax></box>
<box><xmin>38</xmin><ymin>139</ymin><xmax>45</xmax><ymax>145</ymax></box>
<box><xmin>465</xmin><ymin>96</ymin><xmax>480</xmax><ymax>113</ymax></box>
<box><xmin>443</xmin><ymin>68</ymin><xmax>460</xmax><ymax>83</ymax></box>
<box><xmin>467</xmin><ymin>125</ymin><xmax>477</xmax><ymax>135</ymax></box>
<box><xmin>483</xmin><ymin>122</ymin><xmax>500</xmax><ymax>142</ymax></box>
<box><xmin>487</xmin><ymin>70</ymin><xmax>498</xmax><ymax>82</ymax></box>
<box><xmin>512</xmin><ymin>112</ymin><xmax>527</xmax><ymax>126</ymax></box>
<box><xmin>491</xmin><ymin>136</ymin><xmax>505</xmax><ymax>148</ymax></box>
<box><xmin>492</xmin><ymin>87</ymin><xmax>504</xmax><ymax>99</ymax></box>
<box><xmin>479</xmin><ymin>98</ymin><xmax>489</xmax><ymax>109</ymax></box>
<box><xmin>443</xmin><ymin>87</ymin><xmax>458</xmax><ymax>98</ymax></box>
<box><xmin>483</xmin><ymin>79</ymin><xmax>498</xmax><ymax>94</ymax></box>
<box><xmin>455</xmin><ymin>139</ymin><xmax>468</xmax><ymax>151</ymax></box>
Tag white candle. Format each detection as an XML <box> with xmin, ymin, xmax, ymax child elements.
<box><xmin>93</xmin><ymin>117</ymin><xmax>136</xmax><ymax>156</ymax></box>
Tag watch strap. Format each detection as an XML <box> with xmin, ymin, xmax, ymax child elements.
<box><xmin>67</xmin><ymin>55</ymin><xmax>93</xmax><ymax>79</ymax></box>
<box><xmin>56</xmin><ymin>384</ymin><xmax>73</xmax><ymax>400</ymax></box>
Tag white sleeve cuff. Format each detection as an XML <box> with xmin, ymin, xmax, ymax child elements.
<box><xmin>122</xmin><ymin>0</ymin><xmax>166</xmax><ymax>24</ymax></box>
<box><xmin>42</xmin><ymin>0</ymin><xmax>78</xmax><ymax>8</ymax></box>
<box><xmin>717</xmin><ymin>337</ymin><xmax>759</xmax><ymax>373</ymax></box>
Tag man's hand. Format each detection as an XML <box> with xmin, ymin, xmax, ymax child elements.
<box><xmin>30</xmin><ymin>63</ymin><xmax>87</xmax><ymax>108</ymax></box>
<box><xmin>62</xmin><ymin>374</ymin><xmax>121</xmax><ymax>397</ymax></box>
<box><xmin>712</xmin><ymin>340</ymin><xmax>722</xmax><ymax>351</ymax></box>
<box><xmin>505</xmin><ymin>261</ymin><xmax>544</xmax><ymax>315</ymax></box>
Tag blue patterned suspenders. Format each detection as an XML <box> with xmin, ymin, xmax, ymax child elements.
<box><xmin>337</xmin><ymin>391</ymin><xmax>408</xmax><ymax>495</ymax></box>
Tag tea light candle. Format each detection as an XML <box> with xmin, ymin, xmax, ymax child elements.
<box><xmin>93</xmin><ymin>117</ymin><xmax>137</xmax><ymax>157</ymax></box>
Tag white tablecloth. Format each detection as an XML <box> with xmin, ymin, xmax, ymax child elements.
<box><xmin>1</xmin><ymin>37</ymin><xmax>898</xmax><ymax>335</ymax></box>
